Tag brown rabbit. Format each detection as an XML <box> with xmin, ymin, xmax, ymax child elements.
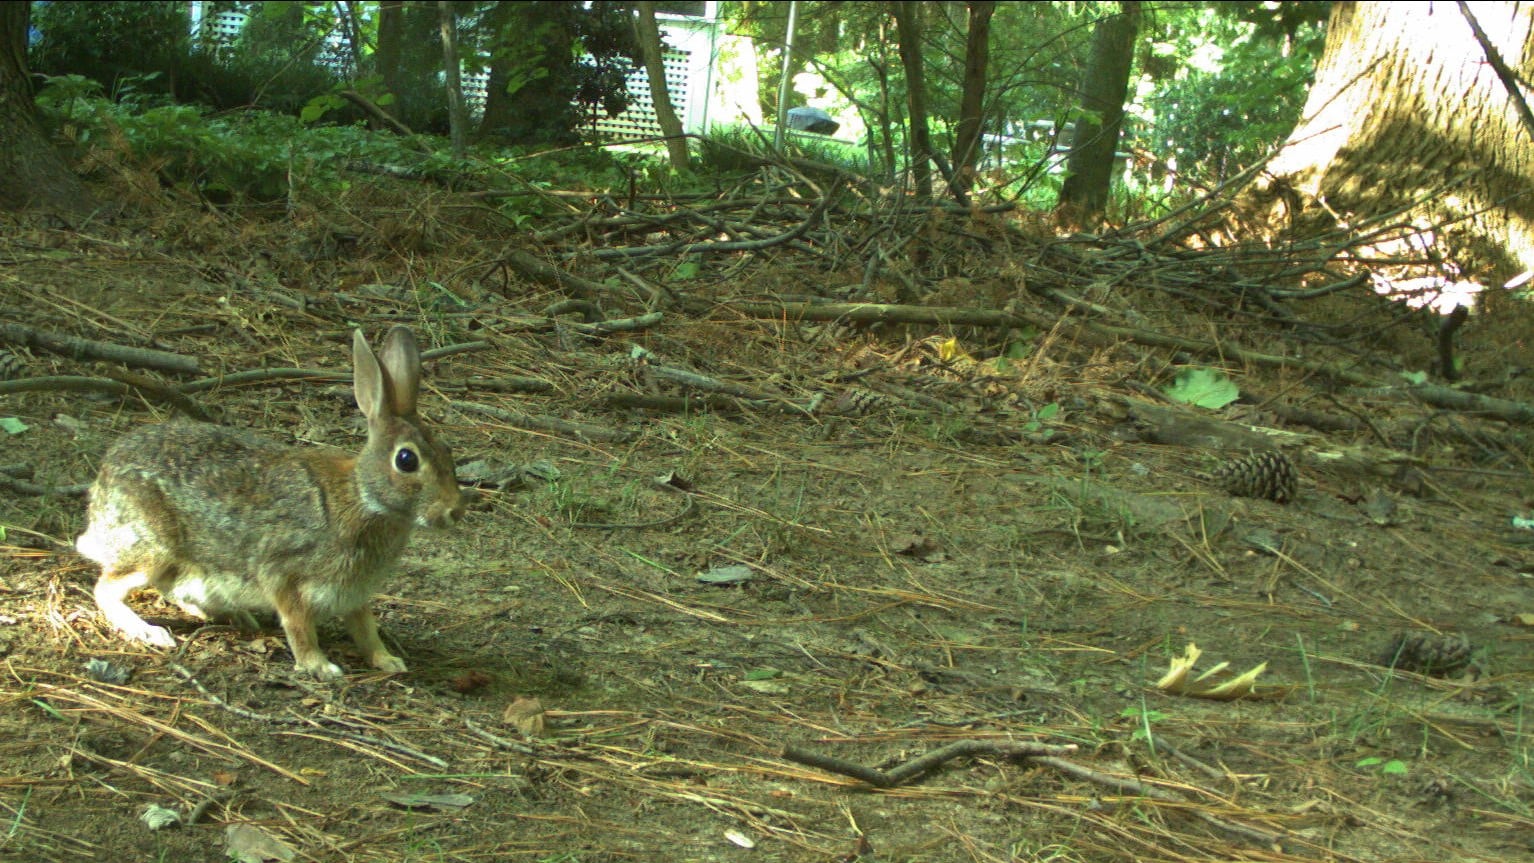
<box><xmin>75</xmin><ymin>326</ymin><xmax>466</xmax><ymax>678</ymax></box>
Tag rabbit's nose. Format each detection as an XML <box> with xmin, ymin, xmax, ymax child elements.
<box><xmin>420</xmin><ymin>487</ymin><xmax>470</xmax><ymax>529</ymax></box>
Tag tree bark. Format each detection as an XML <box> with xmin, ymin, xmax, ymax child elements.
<box><xmin>951</xmin><ymin>1</ymin><xmax>994</xmax><ymax>201</ymax></box>
<box><xmin>438</xmin><ymin>0</ymin><xmax>467</xmax><ymax>157</ymax></box>
<box><xmin>635</xmin><ymin>1</ymin><xmax>689</xmax><ymax>169</ymax></box>
<box><xmin>1250</xmin><ymin>1</ymin><xmax>1534</xmax><ymax>283</ymax></box>
<box><xmin>375</xmin><ymin>0</ymin><xmax>403</xmax><ymax>109</ymax></box>
<box><xmin>893</xmin><ymin>1</ymin><xmax>933</xmax><ymax>200</ymax></box>
<box><xmin>0</xmin><ymin>3</ymin><xmax>96</xmax><ymax>219</ymax></box>
<box><xmin>1058</xmin><ymin>1</ymin><xmax>1140</xmax><ymax>219</ymax></box>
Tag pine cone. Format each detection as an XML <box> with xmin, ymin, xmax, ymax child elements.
<box><xmin>1213</xmin><ymin>451</ymin><xmax>1298</xmax><ymax>503</ymax></box>
<box><xmin>829</xmin><ymin>388</ymin><xmax>895</xmax><ymax>416</ymax></box>
<box><xmin>1380</xmin><ymin>631</ymin><xmax>1474</xmax><ymax>676</ymax></box>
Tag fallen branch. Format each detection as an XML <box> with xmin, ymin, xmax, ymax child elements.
<box><xmin>339</xmin><ymin>88</ymin><xmax>417</xmax><ymax>138</ymax></box>
<box><xmin>604</xmin><ymin>392</ymin><xmax>770</xmax><ymax>414</ymax></box>
<box><xmin>180</xmin><ymin>368</ymin><xmax>346</xmax><ymax>393</ymax></box>
<box><xmin>0</xmin><ymin>473</ymin><xmax>89</xmax><ymax>498</ymax></box>
<box><xmin>0</xmin><ymin>374</ymin><xmax>211</xmax><ymax>420</ymax></box>
<box><xmin>782</xmin><ymin>739</ymin><xmax>1078</xmax><ymax>788</ymax></box>
<box><xmin>715</xmin><ymin>299</ymin><xmax>1026</xmax><ymax>328</ymax></box>
<box><xmin>443</xmin><ymin>376</ymin><xmax>555</xmax><ymax>395</ymax></box>
<box><xmin>97</xmin><ymin>368</ymin><xmax>214</xmax><ymax>421</ymax></box>
<box><xmin>421</xmin><ymin>340</ymin><xmax>494</xmax><ymax>361</ymax></box>
<box><xmin>567</xmin><ymin>311</ymin><xmax>664</xmax><ymax>335</ymax></box>
<box><xmin>0</xmin><ymin>323</ymin><xmax>202</xmax><ymax>375</ymax></box>
<box><xmin>578</xmin><ymin>194</ymin><xmax>830</xmax><ymax>260</ymax></box>
<box><xmin>498</xmin><ymin>249</ymin><xmax>633</xmax><ymax>301</ymax></box>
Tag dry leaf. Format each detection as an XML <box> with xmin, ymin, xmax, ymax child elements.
<box><xmin>140</xmin><ymin>804</ymin><xmax>181</xmax><ymax>830</ymax></box>
<box><xmin>1155</xmin><ymin>643</ymin><xmax>1273</xmax><ymax>700</ymax></box>
<box><xmin>381</xmin><ymin>792</ymin><xmax>475</xmax><ymax>810</ymax></box>
<box><xmin>502</xmin><ymin>696</ymin><xmax>546</xmax><ymax>737</ymax></box>
<box><xmin>890</xmin><ymin>533</ymin><xmax>944</xmax><ymax>562</ymax></box>
<box><xmin>226</xmin><ymin>823</ymin><xmax>296</xmax><ymax>863</ymax></box>
<box><xmin>697</xmin><ymin>564</ymin><xmax>753</xmax><ymax>585</ymax></box>
<box><xmin>724</xmin><ymin>829</ymin><xmax>756</xmax><ymax>849</ymax></box>
<box><xmin>654</xmin><ymin>471</ymin><xmax>695</xmax><ymax>492</ymax></box>
<box><xmin>450</xmin><ymin>670</ymin><xmax>493</xmax><ymax>693</ymax></box>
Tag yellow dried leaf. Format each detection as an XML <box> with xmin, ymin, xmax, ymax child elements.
<box><xmin>1154</xmin><ymin>644</ymin><xmax>1272</xmax><ymax>700</ymax></box>
<box><xmin>1154</xmin><ymin>643</ymin><xmax>1201</xmax><ymax>691</ymax></box>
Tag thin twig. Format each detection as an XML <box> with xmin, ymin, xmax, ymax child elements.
<box><xmin>782</xmin><ymin>739</ymin><xmax>1078</xmax><ymax>788</ymax></box>
<box><xmin>451</xmin><ymin>399</ymin><xmax>637</xmax><ymax>442</ymax></box>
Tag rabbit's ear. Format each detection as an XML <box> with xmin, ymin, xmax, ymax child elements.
<box><xmin>377</xmin><ymin>326</ymin><xmax>421</xmax><ymax>416</ymax></box>
<box><xmin>353</xmin><ymin>329</ymin><xmax>388</xmax><ymax>421</ymax></box>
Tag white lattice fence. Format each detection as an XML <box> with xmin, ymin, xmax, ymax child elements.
<box><xmin>187</xmin><ymin>4</ymin><xmax>719</xmax><ymax>138</ymax></box>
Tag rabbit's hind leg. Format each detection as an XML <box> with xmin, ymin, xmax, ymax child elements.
<box><xmin>344</xmin><ymin>605</ymin><xmax>406</xmax><ymax>673</ymax></box>
<box><xmin>93</xmin><ymin>564</ymin><xmax>177</xmax><ymax>648</ymax></box>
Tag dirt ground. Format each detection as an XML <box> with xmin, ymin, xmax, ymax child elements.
<box><xmin>1</xmin><ymin>194</ymin><xmax>1532</xmax><ymax>863</ymax></box>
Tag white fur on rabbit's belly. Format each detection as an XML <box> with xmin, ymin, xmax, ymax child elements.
<box><xmin>164</xmin><ymin>566</ymin><xmax>270</xmax><ymax>615</ymax></box>
<box><xmin>165</xmin><ymin>565</ymin><xmax>377</xmax><ymax>618</ymax></box>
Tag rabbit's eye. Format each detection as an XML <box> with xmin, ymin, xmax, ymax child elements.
<box><xmin>394</xmin><ymin>447</ymin><xmax>421</xmax><ymax>473</ymax></box>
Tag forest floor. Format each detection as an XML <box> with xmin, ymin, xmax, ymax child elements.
<box><xmin>1</xmin><ymin>177</ymin><xmax>1532</xmax><ymax>863</ymax></box>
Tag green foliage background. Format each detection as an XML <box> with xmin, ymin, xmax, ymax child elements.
<box><xmin>24</xmin><ymin>1</ymin><xmax>1332</xmax><ymax>210</ymax></box>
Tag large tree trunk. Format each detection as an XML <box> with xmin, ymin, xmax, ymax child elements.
<box><xmin>0</xmin><ymin>3</ymin><xmax>96</xmax><ymax>219</ymax></box>
<box><xmin>951</xmin><ymin>0</ymin><xmax>994</xmax><ymax>201</ymax></box>
<box><xmin>1058</xmin><ymin>1</ymin><xmax>1140</xmax><ymax>218</ymax></box>
<box><xmin>893</xmin><ymin>0</ymin><xmax>933</xmax><ymax>200</ymax></box>
<box><xmin>1253</xmin><ymin>1</ymin><xmax>1534</xmax><ymax>282</ymax></box>
<box><xmin>635</xmin><ymin>1</ymin><xmax>688</xmax><ymax>169</ymax></box>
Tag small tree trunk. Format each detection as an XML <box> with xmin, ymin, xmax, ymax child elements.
<box><xmin>438</xmin><ymin>0</ymin><xmax>467</xmax><ymax>158</ymax></box>
<box><xmin>893</xmin><ymin>0</ymin><xmax>933</xmax><ymax>199</ymax></box>
<box><xmin>951</xmin><ymin>0</ymin><xmax>995</xmax><ymax>200</ymax></box>
<box><xmin>1058</xmin><ymin>1</ymin><xmax>1140</xmax><ymax>219</ymax></box>
<box><xmin>869</xmin><ymin>15</ymin><xmax>898</xmax><ymax>182</ymax></box>
<box><xmin>0</xmin><ymin>3</ymin><xmax>96</xmax><ymax>218</ymax></box>
<box><xmin>375</xmin><ymin>0</ymin><xmax>403</xmax><ymax>107</ymax></box>
<box><xmin>336</xmin><ymin>0</ymin><xmax>364</xmax><ymax>74</ymax></box>
<box><xmin>635</xmin><ymin>1</ymin><xmax>688</xmax><ymax>169</ymax></box>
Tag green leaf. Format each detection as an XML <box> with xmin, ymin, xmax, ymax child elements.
<box><xmin>1380</xmin><ymin>759</ymin><xmax>1409</xmax><ymax>775</ymax></box>
<box><xmin>1355</xmin><ymin>756</ymin><xmax>1383</xmax><ymax>768</ymax></box>
<box><xmin>0</xmin><ymin>417</ymin><xmax>29</xmax><ymax>434</ymax></box>
<box><xmin>742</xmin><ymin>667</ymin><xmax>781</xmax><ymax>681</ymax></box>
<box><xmin>1003</xmin><ymin>338</ymin><xmax>1034</xmax><ymax>359</ymax></box>
<box><xmin>1163</xmin><ymin>368</ymin><xmax>1239</xmax><ymax>409</ymax></box>
<box><xmin>1399</xmin><ymin>370</ymin><xmax>1429</xmax><ymax>385</ymax></box>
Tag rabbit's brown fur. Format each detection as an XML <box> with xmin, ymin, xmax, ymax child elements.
<box><xmin>76</xmin><ymin>327</ymin><xmax>466</xmax><ymax>678</ymax></box>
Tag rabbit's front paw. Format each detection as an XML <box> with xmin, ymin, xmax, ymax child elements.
<box><xmin>372</xmin><ymin>653</ymin><xmax>407</xmax><ymax>674</ymax></box>
<box><xmin>297</xmin><ymin>658</ymin><xmax>345</xmax><ymax>680</ymax></box>
<box><xmin>123</xmin><ymin>620</ymin><xmax>177</xmax><ymax>649</ymax></box>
